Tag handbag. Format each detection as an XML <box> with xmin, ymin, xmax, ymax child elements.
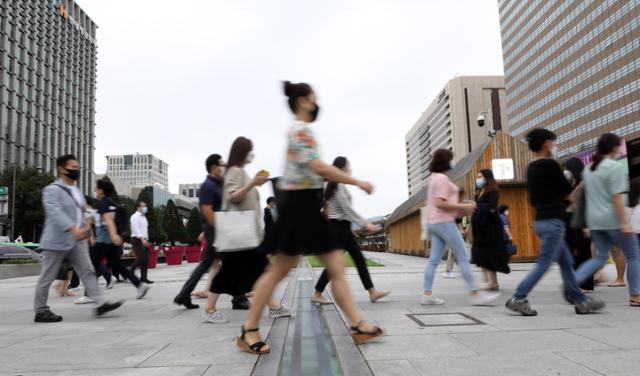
<box><xmin>213</xmin><ymin>210</ymin><xmax>261</xmax><ymax>252</ymax></box>
<box><xmin>570</xmin><ymin>185</ymin><xmax>587</xmax><ymax>229</ymax></box>
<box><xmin>506</xmin><ymin>240</ymin><xmax>517</xmax><ymax>256</ymax></box>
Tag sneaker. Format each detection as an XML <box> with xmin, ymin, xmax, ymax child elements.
<box><xmin>269</xmin><ymin>305</ymin><xmax>291</xmax><ymax>319</ymax></box>
<box><xmin>74</xmin><ymin>296</ymin><xmax>95</xmax><ymax>305</ymax></box>
<box><xmin>203</xmin><ymin>310</ymin><xmax>228</xmax><ymax>324</ymax></box>
<box><xmin>106</xmin><ymin>279</ymin><xmax>115</xmax><ymax>290</ymax></box>
<box><xmin>96</xmin><ymin>300</ymin><xmax>124</xmax><ymax>316</ymax></box>
<box><xmin>442</xmin><ymin>272</ymin><xmax>456</xmax><ymax>279</ymax></box>
<box><xmin>420</xmin><ymin>295</ymin><xmax>445</xmax><ymax>305</ymax></box>
<box><xmin>505</xmin><ymin>298</ymin><xmax>538</xmax><ymax>316</ymax></box>
<box><xmin>174</xmin><ymin>295</ymin><xmax>200</xmax><ymax>309</ymax></box>
<box><xmin>34</xmin><ymin>310</ymin><xmax>63</xmax><ymax>323</ymax></box>
<box><xmin>575</xmin><ymin>298</ymin><xmax>606</xmax><ymax>315</ymax></box>
<box><xmin>470</xmin><ymin>291</ymin><xmax>501</xmax><ymax>306</ymax></box>
<box><xmin>136</xmin><ymin>282</ymin><xmax>150</xmax><ymax>299</ymax></box>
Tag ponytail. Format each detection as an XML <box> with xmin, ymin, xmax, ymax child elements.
<box><xmin>590</xmin><ymin>133</ymin><xmax>621</xmax><ymax>171</ymax></box>
<box><xmin>324</xmin><ymin>156</ymin><xmax>348</xmax><ymax>201</ymax></box>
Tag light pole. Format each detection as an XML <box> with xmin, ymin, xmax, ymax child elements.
<box><xmin>10</xmin><ymin>165</ymin><xmax>16</xmax><ymax>241</ymax></box>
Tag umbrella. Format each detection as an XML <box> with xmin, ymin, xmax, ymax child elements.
<box><xmin>0</xmin><ymin>245</ymin><xmax>44</xmax><ymax>261</ymax></box>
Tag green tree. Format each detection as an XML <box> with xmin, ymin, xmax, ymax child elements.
<box><xmin>186</xmin><ymin>207</ymin><xmax>201</xmax><ymax>245</ymax></box>
<box><xmin>162</xmin><ymin>200</ymin><xmax>186</xmax><ymax>245</ymax></box>
<box><xmin>0</xmin><ymin>167</ymin><xmax>55</xmax><ymax>242</ymax></box>
<box><xmin>136</xmin><ymin>189</ymin><xmax>166</xmax><ymax>244</ymax></box>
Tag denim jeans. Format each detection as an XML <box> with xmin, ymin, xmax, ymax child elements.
<box><xmin>576</xmin><ymin>230</ymin><xmax>640</xmax><ymax>296</ymax></box>
<box><xmin>423</xmin><ymin>221</ymin><xmax>477</xmax><ymax>292</ymax></box>
<box><xmin>514</xmin><ymin>219</ymin><xmax>585</xmax><ymax>303</ymax></box>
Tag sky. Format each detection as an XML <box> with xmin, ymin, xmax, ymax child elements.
<box><xmin>78</xmin><ymin>0</ymin><xmax>505</xmax><ymax>218</ymax></box>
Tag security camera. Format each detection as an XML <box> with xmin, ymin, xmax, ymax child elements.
<box><xmin>477</xmin><ymin>114</ymin><xmax>485</xmax><ymax>127</ymax></box>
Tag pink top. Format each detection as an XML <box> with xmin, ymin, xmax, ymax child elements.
<box><xmin>426</xmin><ymin>173</ymin><xmax>459</xmax><ymax>224</ymax></box>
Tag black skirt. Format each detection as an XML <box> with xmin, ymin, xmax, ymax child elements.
<box><xmin>264</xmin><ymin>189</ymin><xmax>334</xmax><ymax>256</ymax></box>
<box><xmin>210</xmin><ymin>248</ymin><xmax>269</xmax><ymax>296</ymax></box>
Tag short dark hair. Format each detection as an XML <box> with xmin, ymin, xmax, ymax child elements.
<box><xmin>56</xmin><ymin>154</ymin><xmax>77</xmax><ymax>168</ymax></box>
<box><xmin>267</xmin><ymin>197</ymin><xmax>276</xmax><ymax>205</ymax></box>
<box><xmin>283</xmin><ymin>81</ymin><xmax>313</xmax><ymax>112</ymax></box>
<box><xmin>96</xmin><ymin>179</ymin><xmax>115</xmax><ymax>197</ymax></box>
<box><xmin>498</xmin><ymin>204</ymin><xmax>509</xmax><ymax>214</ymax></box>
<box><xmin>525</xmin><ymin>128</ymin><xmax>556</xmax><ymax>152</ymax></box>
<box><xmin>137</xmin><ymin>201</ymin><xmax>147</xmax><ymax>208</ymax></box>
<box><xmin>205</xmin><ymin>154</ymin><xmax>222</xmax><ymax>173</ymax></box>
<box><xmin>85</xmin><ymin>196</ymin><xmax>97</xmax><ymax>208</ymax></box>
<box><xmin>429</xmin><ymin>149</ymin><xmax>454</xmax><ymax>173</ymax></box>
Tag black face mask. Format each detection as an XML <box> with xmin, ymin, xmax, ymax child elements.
<box><xmin>65</xmin><ymin>169</ymin><xmax>80</xmax><ymax>181</ymax></box>
<box><xmin>309</xmin><ymin>104</ymin><xmax>320</xmax><ymax>122</ymax></box>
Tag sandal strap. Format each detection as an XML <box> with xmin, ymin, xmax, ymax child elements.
<box><xmin>351</xmin><ymin>323</ymin><xmax>383</xmax><ymax>335</ymax></box>
<box><xmin>249</xmin><ymin>341</ymin><xmax>268</xmax><ymax>352</ymax></box>
<box><xmin>242</xmin><ymin>326</ymin><xmax>260</xmax><ymax>334</ymax></box>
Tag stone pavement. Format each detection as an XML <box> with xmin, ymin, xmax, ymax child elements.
<box><xmin>1</xmin><ymin>252</ymin><xmax>639</xmax><ymax>376</ymax></box>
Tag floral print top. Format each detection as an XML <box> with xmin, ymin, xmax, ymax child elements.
<box><xmin>279</xmin><ymin>121</ymin><xmax>324</xmax><ymax>191</ymax></box>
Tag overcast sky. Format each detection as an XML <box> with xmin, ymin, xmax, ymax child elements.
<box><xmin>78</xmin><ymin>0</ymin><xmax>504</xmax><ymax>218</ymax></box>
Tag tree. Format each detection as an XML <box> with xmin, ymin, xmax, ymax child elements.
<box><xmin>186</xmin><ymin>207</ymin><xmax>201</xmax><ymax>245</ymax></box>
<box><xmin>162</xmin><ymin>200</ymin><xmax>186</xmax><ymax>245</ymax></box>
<box><xmin>136</xmin><ymin>189</ymin><xmax>166</xmax><ymax>244</ymax></box>
<box><xmin>0</xmin><ymin>167</ymin><xmax>55</xmax><ymax>242</ymax></box>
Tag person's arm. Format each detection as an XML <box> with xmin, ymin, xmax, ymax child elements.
<box><xmin>614</xmin><ymin>194</ymin><xmax>631</xmax><ymax>235</ymax></box>
<box><xmin>228</xmin><ymin>170</ymin><xmax>267</xmax><ymax>204</ymax></box>
<box><xmin>503</xmin><ymin>224</ymin><xmax>513</xmax><ymax>241</ymax></box>
<box><xmin>201</xmin><ymin>203</ymin><xmax>215</xmax><ymax>228</ymax></box>
<box><xmin>550</xmin><ymin>160</ymin><xmax>572</xmax><ymax>196</ymax></box>
<box><xmin>430</xmin><ymin>176</ymin><xmax>475</xmax><ymax>213</ymax></box>
<box><xmin>435</xmin><ymin>197</ymin><xmax>475</xmax><ymax>212</ymax></box>
<box><xmin>610</xmin><ymin>164</ymin><xmax>632</xmax><ymax>235</ymax></box>
<box><xmin>487</xmin><ymin>191</ymin><xmax>499</xmax><ymax>213</ymax></box>
<box><xmin>43</xmin><ymin>186</ymin><xmax>86</xmax><ymax>240</ymax></box>
<box><xmin>334</xmin><ymin>185</ymin><xmax>369</xmax><ymax>228</ymax></box>
<box><xmin>309</xmin><ymin>159</ymin><xmax>373</xmax><ymax>193</ymax></box>
<box><xmin>102</xmin><ymin>212</ymin><xmax>122</xmax><ymax>246</ymax></box>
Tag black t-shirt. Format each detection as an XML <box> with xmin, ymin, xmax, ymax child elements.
<box><xmin>527</xmin><ymin>159</ymin><xmax>572</xmax><ymax>220</ymax></box>
<box><xmin>199</xmin><ymin>175</ymin><xmax>223</xmax><ymax>243</ymax></box>
<box><xmin>96</xmin><ymin>197</ymin><xmax>116</xmax><ymax>244</ymax></box>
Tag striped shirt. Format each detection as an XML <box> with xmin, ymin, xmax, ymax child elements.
<box><xmin>327</xmin><ymin>184</ymin><xmax>367</xmax><ymax>227</ymax></box>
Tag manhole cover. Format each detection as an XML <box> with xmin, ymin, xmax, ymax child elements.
<box><xmin>406</xmin><ymin>313</ymin><xmax>485</xmax><ymax>327</ymax></box>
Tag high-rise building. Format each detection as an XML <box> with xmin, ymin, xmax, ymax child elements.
<box><xmin>179</xmin><ymin>183</ymin><xmax>200</xmax><ymax>199</ymax></box>
<box><xmin>498</xmin><ymin>0</ymin><xmax>640</xmax><ymax>157</ymax></box>
<box><xmin>405</xmin><ymin>76</ymin><xmax>508</xmax><ymax>196</ymax></box>
<box><xmin>0</xmin><ymin>0</ymin><xmax>98</xmax><ymax>194</ymax></box>
<box><xmin>105</xmin><ymin>154</ymin><xmax>169</xmax><ymax>190</ymax></box>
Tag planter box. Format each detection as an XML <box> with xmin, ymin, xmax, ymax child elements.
<box><xmin>185</xmin><ymin>246</ymin><xmax>201</xmax><ymax>263</ymax></box>
<box><xmin>0</xmin><ymin>263</ymin><xmax>42</xmax><ymax>280</ymax></box>
<box><xmin>164</xmin><ymin>247</ymin><xmax>183</xmax><ymax>266</ymax></box>
<box><xmin>148</xmin><ymin>246</ymin><xmax>160</xmax><ymax>269</ymax></box>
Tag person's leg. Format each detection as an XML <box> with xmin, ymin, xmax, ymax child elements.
<box><xmin>445</xmin><ymin>249</ymin><xmax>455</xmax><ymax>273</ymax></box>
<box><xmin>557</xmin><ymin>239</ymin><xmax>587</xmax><ymax>304</ymax></box>
<box><xmin>68</xmin><ymin>269</ymin><xmax>80</xmax><ymax>289</ymax></box>
<box><xmin>609</xmin><ymin>247</ymin><xmax>627</xmax><ymax>286</ymax></box>
<box><xmin>67</xmin><ymin>241</ymin><xmax>105</xmax><ymax>305</ymax></box>
<box><xmin>423</xmin><ymin>227</ymin><xmax>446</xmax><ymax>293</ymax></box>
<box><xmin>34</xmin><ymin>250</ymin><xmax>67</xmax><ymax>313</ymax></box>
<box><xmin>314</xmin><ymin>268</ymin><xmax>330</xmax><ymax>293</ymax></box>
<box><xmin>318</xmin><ymin>251</ymin><xmax>362</xmax><ymax>323</ymax></box>
<box><xmin>345</xmin><ymin>235</ymin><xmax>374</xmax><ymax>291</ymax></box>
<box><xmin>437</xmin><ymin>222</ymin><xmax>478</xmax><ymax>292</ymax></box>
<box><xmin>139</xmin><ymin>243</ymin><xmax>150</xmax><ymax>281</ymax></box>
<box><xmin>90</xmin><ymin>245</ymin><xmax>112</xmax><ymax>284</ymax></box>
<box><xmin>575</xmin><ymin>231</ymin><xmax>612</xmax><ymax>286</ymax></box>
<box><xmin>128</xmin><ymin>238</ymin><xmax>141</xmax><ymax>275</ymax></box>
<box><xmin>106</xmin><ymin>245</ymin><xmax>141</xmax><ymax>288</ymax></box>
<box><xmin>609</xmin><ymin>231</ymin><xmax>640</xmax><ymax>299</ymax></box>
<box><xmin>176</xmin><ymin>245</ymin><xmax>216</xmax><ymax>299</ymax></box>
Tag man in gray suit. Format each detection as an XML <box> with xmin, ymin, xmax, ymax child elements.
<box><xmin>34</xmin><ymin>155</ymin><xmax>123</xmax><ymax>323</ymax></box>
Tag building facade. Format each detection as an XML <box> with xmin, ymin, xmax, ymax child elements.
<box><xmin>105</xmin><ymin>154</ymin><xmax>169</xmax><ymax>190</ymax></box>
<box><xmin>131</xmin><ymin>185</ymin><xmax>174</xmax><ymax>209</ymax></box>
<box><xmin>0</xmin><ymin>0</ymin><xmax>98</xmax><ymax>194</ymax></box>
<box><xmin>498</xmin><ymin>0</ymin><xmax>640</xmax><ymax>158</ymax></box>
<box><xmin>179</xmin><ymin>183</ymin><xmax>200</xmax><ymax>199</ymax></box>
<box><xmin>405</xmin><ymin>76</ymin><xmax>508</xmax><ymax>196</ymax></box>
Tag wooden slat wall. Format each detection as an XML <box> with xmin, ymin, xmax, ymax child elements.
<box><xmin>491</xmin><ymin>187</ymin><xmax>539</xmax><ymax>261</ymax></box>
<box><xmin>388</xmin><ymin>212</ymin><xmax>427</xmax><ymax>257</ymax></box>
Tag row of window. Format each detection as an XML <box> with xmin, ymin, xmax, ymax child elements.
<box><xmin>505</xmin><ymin>1</ymin><xmax>636</xmax><ymax>87</ymax></box>
<box><xmin>558</xmin><ymin>119</ymin><xmax>640</xmax><ymax>158</ymax></box>
<box><xmin>511</xmin><ymin>58</ymin><xmax>639</xmax><ymax>135</ymax></box>
<box><xmin>3</xmin><ymin>0</ymin><xmax>96</xmax><ymax>40</ymax></box>
<box><xmin>507</xmin><ymin>22</ymin><xmax>639</xmax><ymax>104</ymax></box>
<box><xmin>499</xmin><ymin>0</ymin><xmax>536</xmax><ymax>34</ymax></box>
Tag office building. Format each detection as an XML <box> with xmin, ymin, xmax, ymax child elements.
<box><xmin>131</xmin><ymin>185</ymin><xmax>174</xmax><ymax>209</ymax></box>
<box><xmin>498</xmin><ymin>0</ymin><xmax>640</xmax><ymax>157</ymax></box>
<box><xmin>405</xmin><ymin>76</ymin><xmax>508</xmax><ymax>196</ymax></box>
<box><xmin>0</xmin><ymin>0</ymin><xmax>98</xmax><ymax>194</ymax></box>
<box><xmin>179</xmin><ymin>183</ymin><xmax>200</xmax><ymax>199</ymax></box>
<box><xmin>105</xmin><ymin>154</ymin><xmax>169</xmax><ymax>190</ymax></box>
<box><xmin>95</xmin><ymin>173</ymin><xmax>132</xmax><ymax>198</ymax></box>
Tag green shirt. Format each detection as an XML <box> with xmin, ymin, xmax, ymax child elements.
<box><xmin>584</xmin><ymin>158</ymin><xmax>627</xmax><ymax>230</ymax></box>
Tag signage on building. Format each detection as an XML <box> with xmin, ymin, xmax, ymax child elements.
<box><xmin>58</xmin><ymin>4</ymin><xmax>69</xmax><ymax>20</ymax></box>
<box><xmin>492</xmin><ymin>159</ymin><xmax>514</xmax><ymax>180</ymax></box>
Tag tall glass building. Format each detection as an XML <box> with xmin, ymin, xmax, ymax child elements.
<box><xmin>498</xmin><ymin>0</ymin><xmax>640</xmax><ymax>157</ymax></box>
<box><xmin>0</xmin><ymin>0</ymin><xmax>97</xmax><ymax>194</ymax></box>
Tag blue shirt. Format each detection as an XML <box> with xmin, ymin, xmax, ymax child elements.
<box><xmin>199</xmin><ymin>175</ymin><xmax>223</xmax><ymax>242</ymax></box>
<box><xmin>95</xmin><ymin>197</ymin><xmax>116</xmax><ymax>244</ymax></box>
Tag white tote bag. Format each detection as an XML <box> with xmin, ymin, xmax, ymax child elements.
<box><xmin>213</xmin><ymin>210</ymin><xmax>261</xmax><ymax>252</ymax></box>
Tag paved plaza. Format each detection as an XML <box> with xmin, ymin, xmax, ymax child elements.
<box><xmin>1</xmin><ymin>252</ymin><xmax>639</xmax><ymax>376</ymax></box>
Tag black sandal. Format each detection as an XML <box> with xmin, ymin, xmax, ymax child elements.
<box><xmin>236</xmin><ymin>326</ymin><xmax>270</xmax><ymax>354</ymax></box>
<box><xmin>350</xmin><ymin>321</ymin><xmax>386</xmax><ymax>345</ymax></box>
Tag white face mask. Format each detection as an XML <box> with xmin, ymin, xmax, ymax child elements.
<box><xmin>551</xmin><ymin>145</ymin><xmax>559</xmax><ymax>158</ymax></box>
<box><xmin>246</xmin><ymin>152</ymin><xmax>255</xmax><ymax>164</ymax></box>
<box><xmin>564</xmin><ymin>170</ymin><xmax>573</xmax><ymax>182</ymax></box>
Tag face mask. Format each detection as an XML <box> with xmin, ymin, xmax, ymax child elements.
<box><xmin>450</xmin><ymin>161</ymin><xmax>456</xmax><ymax>170</ymax></box>
<box><xmin>271</xmin><ymin>207</ymin><xmax>278</xmax><ymax>221</ymax></box>
<box><xmin>551</xmin><ymin>145</ymin><xmax>559</xmax><ymax>158</ymax></box>
<box><xmin>65</xmin><ymin>169</ymin><xmax>80</xmax><ymax>181</ymax></box>
<box><xmin>246</xmin><ymin>153</ymin><xmax>255</xmax><ymax>164</ymax></box>
<box><xmin>218</xmin><ymin>166</ymin><xmax>226</xmax><ymax>177</ymax></box>
<box><xmin>142</xmin><ymin>207</ymin><xmax>148</xmax><ymax>214</ymax></box>
<box><xmin>564</xmin><ymin>170</ymin><xmax>573</xmax><ymax>182</ymax></box>
<box><xmin>475</xmin><ymin>177</ymin><xmax>485</xmax><ymax>189</ymax></box>
<box><xmin>309</xmin><ymin>104</ymin><xmax>320</xmax><ymax>122</ymax></box>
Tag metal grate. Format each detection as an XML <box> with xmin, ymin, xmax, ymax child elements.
<box><xmin>406</xmin><ymin>313</ymin><xmax>485</xmax><ymax>327</ymax></box>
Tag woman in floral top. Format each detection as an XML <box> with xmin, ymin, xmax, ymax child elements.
<box><xmin>237</xmin><ymin>81</ymin><xmax>385</xmax><ymax>355</ymax></box>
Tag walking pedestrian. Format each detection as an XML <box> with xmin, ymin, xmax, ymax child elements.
<box><xmin>93</xmin><ymin>179</ymin><xmax>150</xmax><ymax>299</ymax></box>
<box><xmin>506</xmin><ymin>129</ymin><xmax>605</xmax><ymax>316</ymax></box>
<box><xmin>264</xmin><ymin>196</ymin><xmax>277</xmax><ymax>235</ymax></box>
<box><xmin>563</xmin><ymin>158</ymin><xmax>594</xmax><ymax>292</ymax></box>
<box><xmin>129</xmin><ymin>201</ymin><xmax>153</xmax><ymax>284</ymax></box>
<box><xmin>33</xmin><ymin>155</ymin><xmax>123</xmax><ymax>322</ymax></box>
<box><xmin>205</xmin><ymin>137</ymin><xmax>290</xmax><ymax>324</ymax></box>
<box><xmin>574</xmin><ymin>133</ymin><xmax>640</xmax><ymax>307</ymax></box>
<box><xmin>173</xmin><ymin>154</ymin><xmax>224</xmax><ymax>309</ymax></box>
<box><xmin>421</xmin><ymin>150</ymin><xmax>500</xmax><ymax>306</ymax></box>
<box><xmin>237</xmin><ymin>81</ymin><xmax>384</xmax><ymax>355</ymax></box>
<box><xmin>498</xmin><ymin>205</ymin><xmax>513</xmax><ymax>244</ymax></box>
<box><xmin>471</xmin><ymin>169</ymin><xmax>510</xmax><ymax>291</ymax></box>
<box><xmin>443</xmin><ymin>217</ymin><xmax>469</xmax><ymax>278</ymax></box>
<box><xmin>311</xmin><ymin>156</ymin><xmax>391</xmax><ymax>305</ymax></box>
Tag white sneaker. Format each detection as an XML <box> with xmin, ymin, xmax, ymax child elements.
<box><xmin>269</xmin><ymin>305</ymin><xmax>291</xmax><ymax>319</ymax></box>
<box><xmin>420</xmin><ymin>295</ymin><xmax>445</xmax><ymax>305</ymax></box>
<box><xmin>74</xmin><ymin>296</ymin><xmax>95</xmax><ymax>305</ymax></box>
<box><xmin>136</xmin><ymin>282</ymin><xmax>150</xmax><ymax>299</ymax></box>
<box><xmin>106</xmin><ymin>279</ymin><xmax>115</xmax><ymax>290</ymax></box>
<box><xmin>442</xmin><ymin>272</ymin><xmax>456</xmax><ymax>279</ymax></box>
<box><xmin>203</xmin><ymin>310</ymin><xmax>228</xmax><ymax>324</ymax></box>
<box><xmin>470</xmin><ymin>291</ymin><xmax>501</xmax><ymax>306</ymax></box>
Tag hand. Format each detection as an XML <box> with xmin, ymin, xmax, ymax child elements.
<box><xmin>621</xmin><ymin>223</ymin><xmax>633</xmax><ymax>236</ymax></box>
<box><xmin>357</xmin><ymin>181</ymin><xmax>374</xmax><ymax>194</ymax></box>
<box><xmin>70</xmin><ymin>227</ymin><xmax>87</xmax><ymax>241</ymax></box>
<box><xmin>142</xmin><ymin>239</ymin><xmax>150</xmax><ymax>247</ymax></box>
<box><xmin>463</xmin><ymin>202</ymin><xmax>477</xmax><ymax>214</ymax></box>
<box><xmin>365</xmin><ymin>223</ymin><xmax>379</xmax><ymax>233</ymax></box>
<box><xmin>252</xmin><ymin>176</ymin><xmax>269</xmax><ymax>187</ymax></box>
<box><xmin>113</xmin><ymin>235</ymin><xmax>123</xmax><ymax>246</ymax></box>
<box><xmin>582</xmin><ymin>228</ymin><xmax>591</xmax><ymax>238</ymax></box>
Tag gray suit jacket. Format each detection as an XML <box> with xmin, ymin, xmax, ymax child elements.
<box><xmin>39</xmin><ymin>179</ymin><xmax>86</xmax><ymax>251</ymax></box>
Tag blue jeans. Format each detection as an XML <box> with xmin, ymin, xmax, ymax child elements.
<box><xmin>424</xmin><ymin>221</ymin><xmax>477</xmax><ymax>292</ymax></box>
<box><xmin>576</xmin><ymin>230</ymin><xmax>640</xmax><ymax>296</ymax></box>
<box><xmin>514</xmin><ymin>219</ymin><xmax>585</xmax><ymax>304</ymax></box>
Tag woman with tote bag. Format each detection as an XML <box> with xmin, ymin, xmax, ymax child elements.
<box><xmin>204</xmin><ymin>137</ymin><xmax>290</xmax><ymax>324</ymax></box>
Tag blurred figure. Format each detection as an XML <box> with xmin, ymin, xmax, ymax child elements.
<box><xmin>311</xmin><ymin>156</ymin><xmax>391</xmax><ymax>305</ymax></box>
<box><xmin>499</xmin><ymin>205</ymin><xmax>513</xmax><ymax>244</ymax></box>
<box><xmin>129</xmin><ymin>201</ymin><xmax>153</xmax><ymax>284</ymax></box>
<box><xmin>472</xmin><ymin>169</ymin><xmax>510</xmax><ymax>291</ymax></box>
<box><xmin>264</xmin><ymin>196</ymin><xmax>277</xmax><ymax>234</ymax></box>
<box><xmin>575</xmin><ymin>134</ymin><xmax>640</xmax><ymax>306</ymax></box>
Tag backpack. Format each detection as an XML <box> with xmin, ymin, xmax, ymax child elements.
<box><xmin>114</xmin><ymin>204</ymin><xmax>131</xmax><ymax>239</ymax></box>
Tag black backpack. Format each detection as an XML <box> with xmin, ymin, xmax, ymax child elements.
<box><xmin>114</xmin><ymin>204</ymin><xmax>131</xmax><ymax>239</ymax></box>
